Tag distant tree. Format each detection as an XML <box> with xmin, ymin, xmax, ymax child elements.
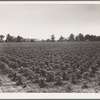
<box><xmin>41</xmin><ymin>39</ymin><xmax>45</xmax><ymax>42</ymax></box>
<box><xmin>58</xmin><ymin>36</ymin><xmax>65</xmax><ymax>42</ymax></box>
<box><xmin>46</xmin><ymin>39</ymin><xmax>51</xmax><ymax>42</ymax></box>
<box><xmin>5</xmin><ymin>34</ymin><xmax>15</xmax><ymax>42</ymax></box>
<box><xmin>51</xmin><ymin>34</ymin><xmax>55</xmax><ymax>42</ymax></box>
<box><xmin>76</xmin><ymin>33</ymin><xmax>84</xmax><ymax>41</ymax></box>
<box><xmin>0</xmin><ymin>35</ymin><xmax>5</xmax><ymax>42</ymax></box>
<box><xmin>68</xmin><ymin>33</ymin><xmax>74</xmax><ymax>41</ymax></box>
<box><xmin>16</xmin><ymin>35</ymin><xmax>23</xmax><ymax>42</ymax></box>
<box><xmin>96</xmin><ymin>36</ymin><xmax>100</xmax><ymax>41</ymax></box>
<box><xmin>30</xmin><ymin>39</ymin><xmax>35</xmax><ymax>42</ymax></box>
<box><xmin>75</xmin><ymin>36</ymin><xmax>79</xmax><ymax>41</ymax></box>
<box><xmin>85</xmin><ymin>34</ymin><xmax>91</xmax><ymax>41</ymax></box>
<box><xmin>13</xmin><ymin>37</ymin><xmax>17</xmax><ymax>42</ymax></box>
<box><xmin>90</xmin><ymin>35</ymin><xmax>96</xmax><ymax>41</ymax></box>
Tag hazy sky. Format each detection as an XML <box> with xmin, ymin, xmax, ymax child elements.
<box><xmin>0</xmin><ymin>3</ymin><xmax>100</xmax><ymax>40</ymax></box>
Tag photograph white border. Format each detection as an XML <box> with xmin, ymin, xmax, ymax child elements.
<box><xmin>0</xmin><ymin>93</ymin><xmax>100</xmax><ymax>99</ymax></box>
<box><xmin>0</xmin><ymin>1</ymin><xmax>100</xmax><ymax>4</ymax></box>
<box><xmin>0</xmin><ymin>1</ymin><xmax>100</xmax><ymax>99</ymax></box>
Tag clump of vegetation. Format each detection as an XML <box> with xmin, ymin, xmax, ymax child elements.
<box><xmin>0</xmin><ymin>79</ymin><xmax>2</xmax><ymax>86</ymax></box>
<box><xmin>54</xmin><ymin>76</ymin><xmax>63</xmax><ymax>86</ymax></box>
<box><xmin>40</xmin><ymin>69</ymin><xmax>47</xmax><ymax>77</ymax></box>
<box><xmin>8</xmin><ymin>70</ymin><xmax>16</xmax><ymax>78</ymax></box>
<box><xmin>46</xmin><ymin>71</ymin><xmax>56</xmax><ymax>82</ymax></box>
<box><xmin>66</xmin><ymin>84</ymin><xmax>73</xmax><ymax>92</ymax></box>
<box><xmin>70</xmin><ymin>74</ymin><xmax>78</xmax><ymax>85</ymax></box>
<box><xmin>82</xmin><ymin>81</ymin><xmax>89</xmax><ymax>89</ymax></box>
<box><xmin>16</xmin><ymin>74</ymin><xmax>26</xmax><ymax>86</ymax></box>
<box><xmin>62</xmin><ymin>71</ymin><xmax>70</xmax><ymax>81</ymax></box>
<box><xmin>38</xmin><ymin>77</ymin><xmax>47</xmax><ymax>88</ymax></box>
<box><xmin>97</xmin><ymin>76</ymin><xmax>100</xmax><ymax>86</ymax></box>
<box><xmin>32</xmin><ymin>74</ymin><xmax>40</xmax><ymax>83</ymax></box>
<box><xmin>82</xmin><ymin>72</ymin><xmax>89</xmax><ymax>80</ymax></box>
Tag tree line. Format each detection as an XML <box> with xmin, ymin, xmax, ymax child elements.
<box><xmin>45</xmin><ymin>33</ymin><xmax>100</xmax><ymax>42</ymax></box>
<box><xmin>0</xmin><ymin>33</ymin><xmax>100</xmax><ymax>42</ymax></box>
<box><xmin>0</xmin><ymin>34</ymin><xmax>35</xmax><ymax>42</ymax></box>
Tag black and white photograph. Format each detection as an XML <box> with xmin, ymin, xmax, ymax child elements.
<box><xmin>0</xmin><ymin>1</ymin><xmax>100</xmax><ymax>94</ymax></box>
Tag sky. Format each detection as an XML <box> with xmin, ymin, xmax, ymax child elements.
<box><xmin>0</xmin><ymin>3</ymin><xmax>100</xmax><ymax>40</ymax></box>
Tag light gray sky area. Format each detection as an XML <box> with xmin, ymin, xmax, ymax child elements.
<box><xmin>0</xmin><ymin>3</ymin><xmax>100</xmax><ymax>40</ymax></box>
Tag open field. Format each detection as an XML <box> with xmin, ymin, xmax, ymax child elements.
<box><xmin>0</xmin><ymin>42</ymin><xmax>100</xmax><ymax>92</ymax></box>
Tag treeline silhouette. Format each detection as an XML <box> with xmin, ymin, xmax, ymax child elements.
<box><xmin>0</xmin><ymin>33</ymin><xmax>100</xmax><ymax>42</ymax></box>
